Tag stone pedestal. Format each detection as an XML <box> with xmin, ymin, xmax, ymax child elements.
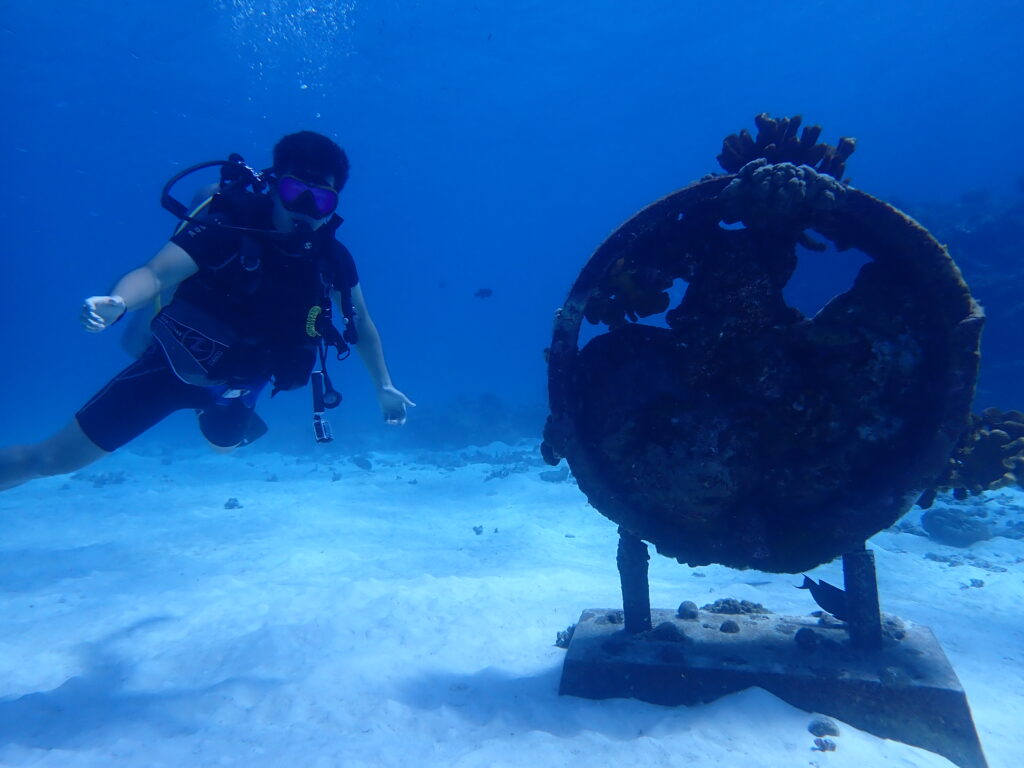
<box><xmin>560</xmin><ymin>607</ymin><xmax>988</xmax><ymax>768</ymax></box>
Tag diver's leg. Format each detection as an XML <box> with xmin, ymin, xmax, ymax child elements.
<box><xmin>1</xmin><ymin>346</ymin><xmax>185</xmax><ymax>491</ymax></box>
<box><xmin>0</xmin><ymin>418</ymin><xmax>108</xmax><ymax>491</ymax></box>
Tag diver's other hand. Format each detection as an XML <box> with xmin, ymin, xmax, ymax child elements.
<box><xmin>81</xmin><ymin>296</ymin><xmax>127</xmax><ymax>333</ymax></box>
<box><xmin>377</xmin><ymin>385</ymin><xmax>415</xmax><ymax>425</ymax></box>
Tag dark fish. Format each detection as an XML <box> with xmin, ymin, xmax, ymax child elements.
<box><xmin>797</xmin><ymin>575</ymin><xmax>848</xmax><ymax>621</ymax></box>
<box><xmin>474</xmin><ymin>287</ymin><xmax>493</xmax><ymax>299</ymax></box>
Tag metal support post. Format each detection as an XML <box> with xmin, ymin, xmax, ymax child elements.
<box><xmin>842</xmin><ymin>542</ymin><xmax>883</xmax><ymax>651</ymax></box>
<box><xmin>616</xmin><ymin>526</ymin><xmax>652</xmax><ymax>633</ymax></box>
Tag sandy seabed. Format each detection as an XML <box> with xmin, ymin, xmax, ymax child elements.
<box><xmin>0</xmin><ymin>441</ymin><xmax>1018</xmax><ymax>767</ymax></box>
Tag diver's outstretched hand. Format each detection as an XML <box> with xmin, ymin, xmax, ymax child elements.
<box><xmin>81</xmin><ymin>296</ymin><xmax>127</xmax><ymax>333</ymax></box>
<box><xmin>377</xmin><ymin>385</ymin><xmax>415</xmax><ymax>426</ymax></box>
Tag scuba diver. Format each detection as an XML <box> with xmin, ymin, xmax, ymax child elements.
<box><xmin>0</xmin><ymin>130</ymin><xmax>414</xmax><ymax>492</ymax></box>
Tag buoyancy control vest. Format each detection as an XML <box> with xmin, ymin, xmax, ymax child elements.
<box><xmin>151</xmin><ymin>191</ymin><xmax>357</xmax><ymax>392</ymax></box>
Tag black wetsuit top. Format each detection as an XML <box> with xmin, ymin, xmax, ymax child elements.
<box><xmin>166</xmin><ymin>196</ymin><xmax>359</xmax><ymax>388</ymax></box>
<box><xmin>76</xmin><ymin>196</ymin><xmax>359</xmax><ymax>452</ymax></box>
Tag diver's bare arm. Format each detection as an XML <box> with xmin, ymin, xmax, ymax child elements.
<box><xmin>342</xmin><ymin>284</ymin><xmax>394</xmax><ymax>389</ymax></box>
<box><xmin>335</xmin><ymin>284</ymin><xmax>415</xmax><ymax>423</ymax></box>
<box><xmin>111</xmin><ymin>242</ymin><xmax>199</xmax><ymax>310</ymax></box>
<box><xmin>82</xmin><ymin>241</ymin><xmax>200</xmax><ymax>332</ymax></box>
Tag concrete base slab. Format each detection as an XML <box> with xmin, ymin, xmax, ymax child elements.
<box><xmin>559</xmin><ymin>608</ymin><xmax>987</xmax><ymax>768</ymax></box>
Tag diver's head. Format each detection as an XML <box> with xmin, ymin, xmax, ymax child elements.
<box><xmin>269</xmin><ymin>130</ymin><xmax>349</xmax><ymax>234</ymax></box>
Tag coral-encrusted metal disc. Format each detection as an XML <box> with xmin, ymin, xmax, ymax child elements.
<box><xmin>543</xmin><ymin>169</ymin><xmax>982</xmax><ymax>573</ymax></box>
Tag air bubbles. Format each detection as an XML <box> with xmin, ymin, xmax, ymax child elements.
<box><xmin>217</xmin><ymin>0</ymin><xmax>359</xmax><ymax>81</ymax></box>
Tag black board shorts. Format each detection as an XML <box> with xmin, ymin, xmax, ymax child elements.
<box><xmin>76</xmin><ymin>345</ymin><xmax>265</xmax><ymax>452</ymax></box>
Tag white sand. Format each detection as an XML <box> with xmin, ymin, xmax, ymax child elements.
<box><xmin>0</xmin><ymin>441</ymin><xmax>1017</xmax><ymax>767</ymax></box>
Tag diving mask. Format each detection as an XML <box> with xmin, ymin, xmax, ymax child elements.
<box><xmin>277</xmin><ymin>174</ymin><xmax>339</xmax><ymax>219</ymax></box>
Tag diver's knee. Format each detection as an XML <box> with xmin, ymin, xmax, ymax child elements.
<box><xmin>1</xmin><ymin>443</ymin><xmax>62</xmax><ymax>479</ymax></box>
<box><xmin>35</xmin><ymin>446</ymin><xmax>91</xmax><ymax>477</ymax></box>
<box><xmin>0</xmin><ymin>444</ymin><xmax>36</xmax><ymax>477</ymax></box>
<box><xmin>36</xmin><ymin>423</ymin><xmax>107</xmax><ymax>477</ymax></box>
<box><xmin>0</xmin><ymin>425</ymin><xmax>105</xmax><ymax>489</ymax></box>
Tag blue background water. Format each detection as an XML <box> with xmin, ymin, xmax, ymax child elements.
<box><xmin>3</xmin><ymin>0</ymin><xmax>1023</xmax><ymax>452</ymax></box>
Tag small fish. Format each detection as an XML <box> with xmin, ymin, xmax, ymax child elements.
<box><xmin>474</xmin><ymin>287</ymin><xmax>493</xmax><ymax>299</ymax></box>
<box><xmin>797</xmin><ymin>575</ymin><xmax>848</xmax><ymax>621</ymax></box>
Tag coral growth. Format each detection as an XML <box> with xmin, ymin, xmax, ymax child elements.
<box><xmin>701</xmin><ymin>598</ymin><xmax>770</xmax><ymax>615</ymax></box>
<box><xmin>583</xmin><ymin>258</ymin><xmax>674</xmax><ymax>329</ymax></box>
<box><xmin>918</xmin><ymin>407</ymin><xmax>1024</xmax><ymax>507</ymax></box>
<box><xmin>717</xmin><ymin>113</ymin><xmax>856</xmax><ymax>180</ymax></box>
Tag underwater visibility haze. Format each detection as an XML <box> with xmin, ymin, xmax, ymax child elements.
<box><xmin>1</xmin><ymin>1</ymin><xmax>1023</xmax><ymax>766</ymax></box>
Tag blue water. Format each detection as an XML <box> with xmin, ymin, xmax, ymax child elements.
<box><xmin>3</xmin><ymin>0</ymin><xmax>1023</xmax><ymax>451</ymax></box>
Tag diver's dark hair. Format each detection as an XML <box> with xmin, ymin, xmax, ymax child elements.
<box><xmin>272</xmin><ymin>131</ymin><xmax>350</xmax><ymax>190</ymax></box>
